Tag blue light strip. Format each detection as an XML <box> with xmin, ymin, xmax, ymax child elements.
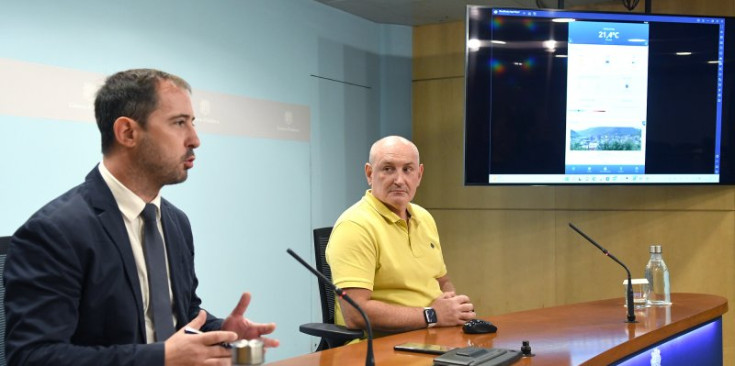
<box><xmin>612</xmin><ymin>317</ymin><xmax>723</xmax><ymax>365</ymax></box>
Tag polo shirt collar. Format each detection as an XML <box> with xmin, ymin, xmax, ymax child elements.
<box><xmin>364</xmin><ymin>189</ymin><xmax>418</xmax><ymax>224</ymax></box>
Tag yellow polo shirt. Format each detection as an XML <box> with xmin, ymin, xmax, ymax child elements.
<box><xmin>326</xmin><ymin>190</ymin><xmax>447</xmax><ymax>328</ymax></box>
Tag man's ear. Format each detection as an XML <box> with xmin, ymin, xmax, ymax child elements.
<box><xmin>112</xmin><ymin>117</ymin><xmax>139</xmax><ymax>148</ymax></box>
<box><xmin>365</xmin><ymin>163</ymin><xmax>373</xmax><ymax>186</ymax></box>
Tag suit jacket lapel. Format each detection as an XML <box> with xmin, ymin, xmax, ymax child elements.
<box><xmin>85</xmin><ymin>167</ymin><xmax>147</xmax><ymax>340</ymax></box>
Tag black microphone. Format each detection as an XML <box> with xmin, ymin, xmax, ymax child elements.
<box><xmin>568</xmin><ymin>223</ymin><xmax>637</xmax><ymax>323</ymax></box>
<box><xmin>286</xmin><ymin>248</ymin><xmax>375</xmax><ymax>366</ymax></box>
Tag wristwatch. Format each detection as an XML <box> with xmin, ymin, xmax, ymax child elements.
<box><xmin>423</xmin><ymin>307</ymin><xmax>438</xmax><ymax>328</ymax></box>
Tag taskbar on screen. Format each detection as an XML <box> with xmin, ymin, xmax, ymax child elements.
<box><xmin>488</xmin><ymin>174</ymin><xmax>719</xmax><ymax>184</ymax></box>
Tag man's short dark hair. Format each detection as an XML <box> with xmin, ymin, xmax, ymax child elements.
<box><xmin>94</xmin><ymin>69</ymin><xmax>191</xmax><ymax>154</ymax></box>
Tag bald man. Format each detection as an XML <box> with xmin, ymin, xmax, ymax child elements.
<box><xmin>325</xmin><ymin>136</ymin><xmax>475</xmax><ymax>337</ymax></box>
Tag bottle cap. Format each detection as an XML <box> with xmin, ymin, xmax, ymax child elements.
<box><xmin>649</xmin><ymin>245</ymin><xmax>662</xmax><ymax>254</ymax></box>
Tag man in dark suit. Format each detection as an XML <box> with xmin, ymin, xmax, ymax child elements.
<box><xmin>4</xmin><ymin>69</ymin><xmax>278</xmax><ymax>366</ymax></box>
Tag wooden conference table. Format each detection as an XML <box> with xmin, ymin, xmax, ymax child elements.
<box><xmin>269</xmin><ymin>293</ymin><xmax>727</xmax><ymax>365</ymax></box>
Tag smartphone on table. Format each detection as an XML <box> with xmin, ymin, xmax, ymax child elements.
<box><xmin>394</xmin><ymin>342</ymin><xmax>456</xmax><ymax>355</ymax></box>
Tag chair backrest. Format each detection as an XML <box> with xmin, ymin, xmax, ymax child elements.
<box><xmin>0</xmin><ymin>236</ymin><xmax>10</xmax><ymax>366</ymax></box>
<box><xmin>312</xmin><ymin>227</ymin><xmax>335</xmax><ymax>325</ymax></box>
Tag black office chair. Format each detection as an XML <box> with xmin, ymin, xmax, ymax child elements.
<box><xmin>0</xmin><ymin>236</ymin><xmax>10</xmax><ymax>366</ymax></box>
<box><xmin>299</xmin><ymin>227</ymin><xmax>363</xmax><ymax>351</ymax></box>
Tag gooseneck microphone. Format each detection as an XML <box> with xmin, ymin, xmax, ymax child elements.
<box><xmin>568</xmin><ymin>223</ymin><xmax>637</xmax><ymax>323</ymax></box>
<box><xmin>286</xmin><ymin>248</ymin><xmax>375</xmax><ymax>366</ymax></box>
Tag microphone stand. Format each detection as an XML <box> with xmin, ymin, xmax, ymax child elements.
<box><xmin>568</xmin><ymin>223</ymin><xmax>637</xmax><ymax>323</ymax></box>
<box><xmin>287</xmin><ymin>249</ymin><xmax>375</xmax><ymax>366</ymax></box>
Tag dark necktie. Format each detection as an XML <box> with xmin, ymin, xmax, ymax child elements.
<box><xmin>141</xmin><ymin>203</ymin><xmax>175</xmax><ymax>342</ymax></box>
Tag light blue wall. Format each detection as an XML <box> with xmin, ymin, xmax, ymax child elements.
<box><xmin>0</xmin><ymin>0</ymin><xmax>411</xmax><ymax>361</ymax></box>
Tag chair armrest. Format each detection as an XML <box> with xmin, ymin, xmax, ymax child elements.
<box><xmin>299</xmin><ymin>322</ymin><xmax>363</xmax><ymax>348</ymax></box>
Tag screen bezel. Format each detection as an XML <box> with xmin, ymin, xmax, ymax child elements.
<box><xmin>464</xmin><ymin>7</ymin><xmax>735</xmax><ymax>185</ymax></box>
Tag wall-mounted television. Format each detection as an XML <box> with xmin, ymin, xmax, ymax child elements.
<box><xmin>465</xmin><ymin>7</ymin><xmax>735</xmax><ymax>185</ymax></box>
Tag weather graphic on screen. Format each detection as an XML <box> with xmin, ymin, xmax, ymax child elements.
<box><xmin>564</xmin><ymin>21</ymin><xmax>650</xmax><ymax>175</ymax></box>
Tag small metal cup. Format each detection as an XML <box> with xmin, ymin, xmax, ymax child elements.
<box><xmin>230</xmin><ymin>339</ymin><xmax>264</xmax><ymax>365</ymax></box>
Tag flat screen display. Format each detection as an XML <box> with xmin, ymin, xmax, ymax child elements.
<box><xmin>465</xmin><ymin>7</ymin><xmax>735</xmax><ymax>185</ymax></box>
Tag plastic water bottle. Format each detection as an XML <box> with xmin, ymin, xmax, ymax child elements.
<box><xmin>645</xmin><ymin>245</ymin><xmax>671</xmax><ymax>305</ymax></box>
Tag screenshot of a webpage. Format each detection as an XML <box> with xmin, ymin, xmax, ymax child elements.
<box><xmin>565</xmin><ymin>21</ymin><xmax>649</xmax><ymax>176</ymax></box>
